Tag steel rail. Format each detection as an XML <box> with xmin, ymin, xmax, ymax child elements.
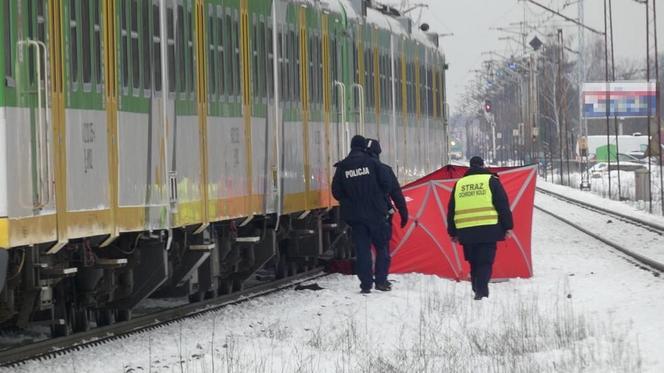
<box><xmin>0</xmin><ymin>269</ymin><xmax>328</xmax><ymax>367</ymax></box>
<box><xmin>536</xmin><ymin>187</ymin><xmax>664</xmax><ymax>234</ymax></box>
<box><xmin>535</xmin><ymin>190</ymin><xmax>664</xmax><ymax>274</ymax></box>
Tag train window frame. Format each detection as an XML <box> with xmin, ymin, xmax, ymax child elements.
<box><xmin>285</xmin><ymin>26</ymin><xmax>293</xmax><ymax>105</ymax></box>
<box><xmin>260</xmin><ymin>16</ymin><xmax>268</xmax><ymax>102</ymax></box>
<box><xmin>307</xmin><ymin>33</ymin><xmax>314</xmax><ymax>107</ymax></box>
<box><xmin>81</xmin><ymin>0</ymin><xmax>92</xmax><ymax>91</ymax></box>
<box><xmin>187</xmin><ymin>4</ymin><xmax>195</xmax><ymax>98</ymax></box>
<box><xmin>167</xmin><ymin>4</ymin><xmax>175</xmax><ymax>94</ymax></box>
<box><xmin>224</xmin><ymin>9</ymin><xmax>232</xmax><ymax>102</ymax></box>
<box><xmin>175</xmin><ymin>3</ymin><xmax>185</xmax><ymax>97</ymax></box>
<box><xmin>93</xmin><ymin>0</ymin><xmax>103</xmax><ymax>93</ymax></box>
<box><xmin>130</xmin><ymin>0</ymin><xmax>140</xmax><ymax>94</ymax></box>
<box><xmin>277</xmin><ymin>28</ymin><xmax>285</xmax><ymax>103</ymax></box>
<box><xmin>216</xmin><ymin>6</ymin><xmax>225</xmax><ymax>102</ymax></box>
<box><xmin>233</xmin><ymin>9</ymin><xmax>240</xmax><ymax>101</ymax></box>
<box><xmin>70</xmin><ymin>0</ymin><xmax>80</xmax><ymax>91</ymax></box>
<box><xmin>293</xmin><ymin>25</ymin><xmax>300</xmax><ymax>106</ymax></box>
<box><xmin>252</xmin><ymin>14</ymin><xmax>258</xmax><ymax>101</ymax></box>
<box><xmin>142</xmin><ymin>0</ymin><xmax>151</xmax><ymax>96</ymax></box>
<box><xmin>152</xmin><ymin>1</ymin><xmax>162</xmax><ymax>93</ymax></box>
<box><xmin>206</xmin><ymin>5</ymin><xmax>216</xmax><ymax>101</ymax></box>
<box><xmin>3</xmin><ymin>1</ymin><xmax>14</xmax><ymax>87</ymax></box>
<box><xmin>266</xmin><ymin>18</ymin><xmax>274</xmax><ymax>103</ymax></box>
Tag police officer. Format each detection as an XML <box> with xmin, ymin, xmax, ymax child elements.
<box><xmin>447</xmin><ymin>156</ymin><xmax>513</xmax><ymax>300</ymax></box>
<box><xmin>332</xmin><ymin>135</ymin><xmax>393</xmax><ymax>294</ymax></box>
<box><xmin>365</xmin><ymin>138</ymin><xmax>409</xmax><ymax>290</ymax></box>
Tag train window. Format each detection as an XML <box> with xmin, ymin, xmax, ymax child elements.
<box><xmin>233</xmin><ymin>11</ymin><xmax>240</xmax><ymax>97</ymax></box>
<box><xmin>142</xmin><ymin>0</ymin><xmax>151</xmax><ymax>92</ymax></box>
<box><xmin>308</xmin><ymin>35</ymin><xmax>313</xmax><ymax>105</ymax></box>
<box><xmin>3</xmin><ymin>1</ymin><xmax>13</xmax><ymax>85</ymax></box>
<box><xmin>288</xmin><ymin>28</ymin><xmax>295</xmax><ymax>102</ymax></box>
<box><xmin>187</xmin><ymin>7</ymin><xmax>194</xmax><ymax>95</ymax></box>
<box><xmin>319</xmin><ymin>35</ymin><xmax>323</xmax><ymax>105</ymax></box>
<box><xmin>252</xmin><ymin>16</ymin><xmax>258</xmax><ymax>98</ymax></box>
<box><xmin>278</xmin><ymin>30</ymin><xmax>285</xmax><ymax>101</ymax></box>
<box><xmin>131</xmin><ymin>0</ymin><xmax>140</xmax><ymax>91</ymax></box>
<box><xmin>167</xmin><ymin>5</ymin><xmax>175</xmax><ymax>93</ymax></box>
<box><xmin>27</xmin><ymin>0</ymin><xmax>36</xmax><ymax>84</ymax></box>
<box><xmin>70</xmin><ymin>0</ymin><xmax>79</xmax><ymax>88</ymax></box>
<box><xmin>81</xmin><ymin>0</ymin><xmax>91</xmax><ymax>86</ymax></box>
<box><xmin>94</xmin><ymin>0</ymin><xmax>102</xmax><ymax>88</ymax></box>
<box><xmin>294</xmin><ymin>30</ymin><xmax>300</xmax><ymax>102</ymax></box>
<box><xmin>216</xmin><ymin>10</ymin><xmax>224</xmax><ymax>98</ymax></box>
<box><xmin>284</xmin><ymin>28</ymin><xmax>291</xmax><ymax>102</ymax></box>
<box><xmin>152</xmin><ymin>2</ymin><xmax>162</xmax><ymax>92</ymax></box>
<box><xmin>207</xmin><ymin>9</ymin><xmax>216</xmax><ymax>99</ymax></box>
<box><xmin>267</xmin><ymin>21</ymin><xmax>274</xmax><ymax>100</ymax></box>
<box><xmin>225</xmin><ymin>12</ymin><xmax>232</xmax><ymax>98</ymax></box>
<box><xmin>260</xmin><ymin>19</ymin><xmax>267</xmax><ymax>99</ymax></box>
<box><xmin>175</xmin><ymin>5</ymin><xmax>185</xmax><ymax>94</ymax></box>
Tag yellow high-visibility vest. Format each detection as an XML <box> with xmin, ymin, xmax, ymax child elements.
<box><xmin>453</xmin><ymin>174</ymin><xmax>499</xmax><ymax>229</ymax></box>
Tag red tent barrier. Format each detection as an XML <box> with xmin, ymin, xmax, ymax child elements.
<box><xmin>389</xmin><ymin>164</ymin><xmax>536</xmax><ymax>280</ymax></box>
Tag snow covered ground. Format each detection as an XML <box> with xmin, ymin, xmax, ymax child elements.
<box><xmin>4</xmin><ymin>211</ymin><xmax>663</xmax><ymax>373</ymax></box>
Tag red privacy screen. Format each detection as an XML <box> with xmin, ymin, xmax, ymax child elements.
<box><xmin>389</xmin><ymin>164</ymin><xmax>536</xmax><ymax>280</ymax></box>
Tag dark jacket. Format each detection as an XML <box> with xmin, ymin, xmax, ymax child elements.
<box><xmin>382</xmin><ymin>163</ymin><xmax>408</xmax><ymax>222</ymax></box>
<box><xmin>447</xmin><ymin>167</ymin><xmax>513</xmax><ymax>245</ymax></box>
<box><xmin>332</xmin><ymin>149</ymin><xmax>392</xmax><ymax>226</ymax></box>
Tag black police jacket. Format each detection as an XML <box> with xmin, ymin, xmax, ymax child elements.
<box><xmin>382</xmin><ymin>163</ymin><xmax>408</xmax><ymax>222</ymax></box>
<box><xmin>332</xmin><ymin>149</ymin><xmax>393</xmax><ymax>226</ymax></box>
<box><xmin>446</xmin><ymin>167</ymin><xmax>514</xmax><ymax>245</ymax></box>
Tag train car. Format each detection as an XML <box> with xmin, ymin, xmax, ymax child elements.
<box><xmin>0</xmin><ymin>0</ymin><xmax>448</xmax><ymax>336</ymax></box>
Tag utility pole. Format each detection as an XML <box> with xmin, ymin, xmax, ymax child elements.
<box><xmin>609</xmin><ymin>0</ymin><xmax>622</xmax><ymax>200</ymax></box>
<box><xmin>646</xmin><ymin>0</ymin><xmax>653</xmax><ymax>213</ymax></box>
<box><xmin>654</xmin><ymin>0</ymin><xmax>664</xmax><ymax>216</ymax></box>
<box><xmin>558</xmin><ymin>29</ymin><xmax>565</xmax><ymax>185</ymax></box>
<box><xmin>604</xmin><ymin>0</ymin><xmax>612</xmax><ymax>198</ymax></box>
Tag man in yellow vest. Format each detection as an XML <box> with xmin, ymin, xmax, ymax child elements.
<box><xmin>447</xmin><ymin>156</ymin><xmax>513</xmax><ymax>300</ymax></box>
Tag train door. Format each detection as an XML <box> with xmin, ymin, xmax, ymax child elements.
<box><xmin>3</xmin><ymin>0</ymin><xmax>61</xmax><ymax>248</ymax></box>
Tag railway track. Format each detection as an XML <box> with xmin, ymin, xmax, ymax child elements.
<box><xmin>0</xmin><ymin>269</ymin><xmax>328</xmax><ymax>367</ymax></box>
<box><xmin>535</xmin><ymin>187</ymin><xmax>664</xmax><ymax>274</ymax></box>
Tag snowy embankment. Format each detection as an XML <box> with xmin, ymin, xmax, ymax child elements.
<box><xmin>5</xmin><ymin>211</ymin><xmax>663</xmax><ymax>373</ymax></box>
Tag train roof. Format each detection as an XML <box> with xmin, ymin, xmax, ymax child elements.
<box><xmin>294</xmin><ymin>0</ymin><xmax>444</xmax><ymax>55</ymax></box>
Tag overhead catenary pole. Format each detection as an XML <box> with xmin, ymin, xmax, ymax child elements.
<box><xmin>654</xmin><ymin>0</ymin><xmax>664</xmax><ymax>216</ymax></box>
<box><xmin>647</xmin><ymin>0</ymin><xmax>653</xmax><ymax>213</ymax></box>
<box><xmin>557</xmin><ymin>29</ymin><xmax>565</xmax><ymax>185</ymax></box>
<box><xmin>609</xmin><ymin>0</ymin><xmax>622</xmax><ymax>200</ymax></box>
<box><xmin>604</xmin><ymin>0</ymin><xmax>612</xmax><ymax>198</ymax></box>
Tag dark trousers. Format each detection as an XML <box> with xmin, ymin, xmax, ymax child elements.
<box><xmin>351</xmin><ymin>221</ymin><xmax>391</xmax><ymax>290</ymax></box>
<box><xmin>463</xmin><ymin>242</ymin><xmax>497</xmax><ymax>297</ymax></box>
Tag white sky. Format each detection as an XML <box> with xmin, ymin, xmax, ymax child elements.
<box><xmin>394</xmin><ymin>0</ymin><xmax>664</xmax><ymax>114</ymax></box>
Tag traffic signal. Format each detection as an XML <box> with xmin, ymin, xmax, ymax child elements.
<box><xmin>484</xmin><ymin>100</ymin><xmax>492</xmax><ymax>113</ymax></box>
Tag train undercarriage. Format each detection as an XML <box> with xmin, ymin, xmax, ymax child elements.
<box><xmin>0</xmin><ymin>208</ymin><xmax>352</xmax><ymax>337</ymax></box>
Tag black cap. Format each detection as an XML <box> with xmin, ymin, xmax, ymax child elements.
<box><xmin>469</xmin><ymin>156</ymin><xmax>484</xmax><ymax>167</ymax></box>
<box><xmin>365</xmin><ymin>138</ymin><xmax>382</xmax><ymax>156</ymax></box>
<box><xmin>351</xmin><ymin>135</ymin><xmax>366</xmax><ymax>149</ymax></box>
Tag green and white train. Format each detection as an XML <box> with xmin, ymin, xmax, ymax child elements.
<box><xmin>0</xmin><ymin>0</ymin><xmax>448</xmax><ymax>335</ymax></box>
